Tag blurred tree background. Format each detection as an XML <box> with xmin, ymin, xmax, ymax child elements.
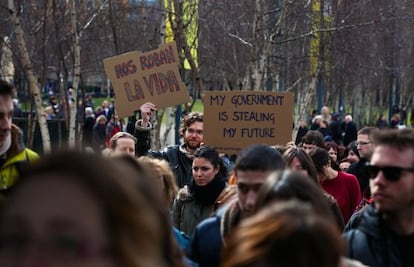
<box><xmin>0</xmin><ymin>0</ymin><xmax>413</xmax><ymax>150</ymax></box>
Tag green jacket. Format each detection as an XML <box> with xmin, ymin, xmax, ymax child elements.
<box><xmin>172</xmin><ymin>184</ymin><xmax>236</xmax><ymax>236</ymax></box>
<box><xmin>0</xmin><ymin>124</ymin><xmax>39</xmax><ymax>191</ymax></box>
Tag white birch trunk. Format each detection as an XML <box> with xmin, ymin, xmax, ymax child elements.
<box><xmin>8</xmin><ymin>0</ymin><xmax>51</xmax><ymax>153</ymax></box>
<box><xmin>68</xmin><ymin>0</ymin><xmax>80</xmax><ymax>148</ymax></box>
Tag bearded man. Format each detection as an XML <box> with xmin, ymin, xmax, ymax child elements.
<box><xmin>135</xmin><ymin>102</ymin><xmax>204</xmax><ymax>188</ymax></box>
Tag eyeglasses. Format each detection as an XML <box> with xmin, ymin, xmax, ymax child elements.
<box><xmin>356</xmin><ymin>141</ymin><xmax>371</xmax><ymax>146</ymax></box>
<box><xmin>365</xmin><ymin>163</ymin><xmax>414</xmax><ymax>182</ymax></box>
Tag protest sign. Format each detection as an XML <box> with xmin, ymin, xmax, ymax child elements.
<box><xmin>103</xmin><ymin>42</ymin><xmax>191</xmax><ymax>118</ymax></box>
<box><xmin>203</xmin><ymin>91</ymin><xmax>294</xmax><ymax>155</ymax></box>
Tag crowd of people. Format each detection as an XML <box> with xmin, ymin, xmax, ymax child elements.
<box><xmin>0</xmin><ymin>79</ymin><xmax>413</xmax><ymax>267</ymax></box>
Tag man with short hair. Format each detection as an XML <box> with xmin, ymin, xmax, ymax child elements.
<box><xmin>0</xmin><ymin>80</ymin><xmax>38</xmax><ymax>195</ymax></box>
<box><xmin>135</xmin><ymin>102</ymin><xmax>204</xmax><ymax>188</ymax></box>
<box><xmin>108</xmin><ymin>131</ymin><xmax>137</xmax><ymax>157</ymax></box>
<box><xmin>300</xmin><ymin>130</ymin><xmax>325</xmax><ymax>154</ymax></box>
<box><xmin>185</xmin><ymin>144</ymin><xmax>285</xmax><ymax>267</ymax></box>
<box><xmin>347</xmin><ymin>127</ymin><xmax>377</xmax><ymax>194</ymax></box>
<box><xmin>343</xmin><ymin>128</ymin><xmax>414</xmax><ymax>267</ymax></box>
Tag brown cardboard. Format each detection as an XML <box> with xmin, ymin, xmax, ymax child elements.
<box><xmin>103</xmin><ymin>42</ymin><xmax>191</xmax><ymax>118</ymax></box>
<box><xmin>203</xmin><ymin>91</ymin><xmax>294</xmax><ymax>156</ymax></box>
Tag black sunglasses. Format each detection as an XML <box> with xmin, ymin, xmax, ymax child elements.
<box><xmin>365</xmin><ymin>163</ymin><xmax>414</xmax><ymax>182</ymax></box>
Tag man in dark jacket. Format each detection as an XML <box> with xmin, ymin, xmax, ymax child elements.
<box><xmin>347</xmin><ymin>127</ymin><xmax>377</xmax><ymax>195</ymax></box>
<box><xmin>135</xmin><ymin>102</ymin><xmax>203</xmax><ymax>188</ymax></box>
<box><xmin>328</xmin><ymin>112</ymin><xmax>343</xmax><ymax>145</ymax></box>
<box><xmin>186</xmin><ymin>144</ymin><xmax>285</xmax><ymax>267</ymax></box>
<box><xmin>343</xmin><ymin>128</ymin><xmax>414</xmax><ymax>267</ymax></box>
<box><xmin>342</xmin><ymin>114</ymin><xmax>358</xmax><ymax>147</ymax></box>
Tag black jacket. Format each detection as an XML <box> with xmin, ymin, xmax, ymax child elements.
<box><xmin>135</xmin><ymin>124</ymin><xmax>193</xmax><ymax>188</ymax></box>
<box><xmin>186</xmin><ymin>215</ymin><xmax>222</xmax><ymax>267</ymax></box>
<box><xmin>342</xmin><ymin>121</ymin><xmax>358</xmax><ymax>147</ymax></box>
<box><xmin>347</xmin><ymin>159</ymin><xmax>369</xmax><ymax>194</ymax></box>
<box><xmin>328</xmin><ymin>120</ymin><xmax>343</xmax><ymax>145</ymax></box>
<box><xmin>343</xmin><ymin>204</ymin><xmax>412</xmax><ymax>267</ymax></box>
<box><xmin>186</xmin><ymin>199</ymin><xmax>242</xmax><ymax>267</ymax></box>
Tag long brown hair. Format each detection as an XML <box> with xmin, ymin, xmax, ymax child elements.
<box><xmin>222</xmin><ymin>200</ymin><xmax>344</xmax><ymax>267</ymax></box>
<box><xmin>8</xmin><ymin>150</ymin><xmax>185</xmax><ymax>267</ymax></box>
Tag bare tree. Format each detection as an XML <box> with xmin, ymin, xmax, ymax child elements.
<box><xmin>8</xmin><ymin>0</ymin><xmax>51</xmax><ymax>152</ymax></box>
<box><xmin>68</xmin><ymin>0</ymin><xmax>80</xmax><ymax>148</ymax></box>
<box><xmin>2</xmin><ymin>0</ymin><xmax>414</xmax><ymax>152</ymax></box>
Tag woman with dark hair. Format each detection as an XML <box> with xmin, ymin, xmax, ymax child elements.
<box><xmin>344</xmin><ymin>141</ymin><xmax>360</xmax><ymax>164</ymax></box>
<box><xmin>283</xmin><ymin>147</ymin><xmax>319</xmax><ymax>182</ymax></box>
<box><xmin>0</xmin><ymin>151</ymin><xmax>186</xmax><ymax>267</ymax></box>
<box><xmin>339</xmin><ymin>141</ymin><xmax>360</xmax><ymax>172</ymax></box>
<box><xmin>283</xmin><ymin>148</ymin><xmax>345</xmax><ymax>229</ymax></box>
<box><xmin>172</xmin><ymin>146</ymin><xmax>233</xmax><ymax>236</ymax></box>
<box><xmin>309</xmin><ymin>147</ymin><xmax>362</xmax><ymax>224</ymax></box>
<box><xmin>325</xmin><ymin>141</ymin><xmax>340</xmax><ymax>163</ymax></box>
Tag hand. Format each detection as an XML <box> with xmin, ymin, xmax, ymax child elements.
<box><xmin>140</xmin><ymin>102</ymin><xmax>157</xmax><ymax>127</ymax></box>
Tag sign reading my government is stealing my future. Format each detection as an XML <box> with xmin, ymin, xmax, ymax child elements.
<box><xmin>103</xmin><ymin>41</ymin><xmax>191</xmax><ymax>118</ymax></box>
<box><xmin>203</xmin><ymin>91</ymin><xmax>294</xmax><ymax>156</ymax></box>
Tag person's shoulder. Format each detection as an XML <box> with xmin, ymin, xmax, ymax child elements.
<box><xmin>347</xmin><ymin>160</ymin><xmax>366</xmax><ymax>174</ymax></box>
<box><xmin>196</xmin><ymin>200</ymin><xmax>234</xmax><ymax>232</ymax></box>
<box><xmin>344</xmin><ymin>207</ymin><xmax>365</xmax><ymax>233</ymax></box>
<box><xmin>339</xmin><ymin>172</ymin><xmax>361</xmax><ymax>188</ymax></box>
<box><xmin>8</xmin><ymin>147</ymin><xmax>38</xmax><ymax>162</ymax></box>
<box><xmin>162</xmin><ymin>145</ymin><xmax>181</xmax><ymax>159</ymax></box>
<box><xmin>159</xmin><ymin>144</ymin><xmax>179</xmax><ymax>154</ymax></box>
<box><xmin>24</xmin><ymin>148</ymin><xmax>39</xmax><ymax>159</ymax></box>
<box><xmin>216</xmin><ymin>185</ymin><xmax>237</xmax><ymax>209</ymax></box>
<box><xmin>194</xmin><ymin>215</ymin><xmax>221</xmax><ymax>236</ymax></box>
<box><xmin>345</xmin><ymin>204</ymin><xmax>380</xmax><ymax>235</ymax></box>
<box><xmin>346</xmin><ymin>162</ymin><xmax>356</xmax><ymax>172</ymax></box>
<box><xmin>164</xmin><ymin>145</ymin><xmax>180</xmax><ymax>152</ymax></box>
<box><xmin>339</xmin><ymin>171</ymin><xmax>358</xmax><ymax>180</ymax></box>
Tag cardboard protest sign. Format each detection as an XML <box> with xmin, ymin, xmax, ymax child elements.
<box><xmin>203</xmin><ymin>91</ymin><xmax>294</xmax><ymax>155</ymax></box>
<box><xmin>103</xmin><ymin>42</ymin><xmax>191</xmax><ymax>118</ymax></box>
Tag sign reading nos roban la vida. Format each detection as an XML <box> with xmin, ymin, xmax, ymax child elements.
<box><xmin>103</xmin><ymin>41</ymin><xmax>191</xmax><ymax>118</ymax></box>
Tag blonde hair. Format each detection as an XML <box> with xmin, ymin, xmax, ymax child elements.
<box><xmin>138</xmin><ymin>156</ymin><xmax>178</xmax><ymax>208</ymax></box>
<box><xmin>96</xmin><ymin>114</ymin><xmax>107</xmax><ymax>123</ymax></box>
<box><xmin>109</xmin><ymin>132</ymin><xmax>137</xmax><ymax>150</ymax></box>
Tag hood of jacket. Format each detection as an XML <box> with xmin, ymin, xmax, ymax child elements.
<box><xmin>6</xmin><ymin>124</ymin><xmax>26</xmax><ymax>159</ymax></box>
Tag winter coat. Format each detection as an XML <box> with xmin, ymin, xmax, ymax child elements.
<box><xmin>186</xmin><ymin>197</ymin><xmax>241</xmax><ymax>267</ymax></box>
<box><xmin>343</xmin><ymin>204</ymin><xmax>412</xmax><ymax>267</ymax></box>
<box><xmin>173</xmin><ymin>181</ymin><xmax>235</xmax><ymax>236</ymax></box>
<box><xmin>343</xmin><ymin>121</ymin><xmax>358</xmax><ymax>147</ymax></box>
<box><xmin>135</xmin><ymin>121</ymin><xmax>193</xmax><ymax>187</ymax></box>
<box><xmin>0</xmin><ymin>125</ymin><xmax>38</xmax><ymax>193</ymax></box>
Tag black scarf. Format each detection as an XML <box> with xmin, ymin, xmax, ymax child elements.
<box><xmin>190</xmin><ymin>174</ymin><xmax>226</xmax><ymax>206</ymax></box>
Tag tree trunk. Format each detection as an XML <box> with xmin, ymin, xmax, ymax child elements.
<box><xmin>8</xmin><ymin>0</ymin><xmax>51</xmax><ymax>153</ymax></box>
<box><xmin>68</xmin><ymin>0</ymin><xmax>80</xmax><ymax>148</ymax></box>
